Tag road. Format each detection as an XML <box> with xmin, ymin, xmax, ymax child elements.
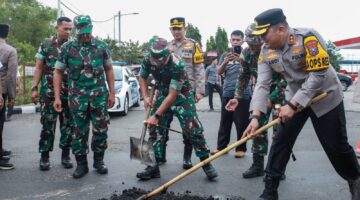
<box><xmin>0</xmin><ymin>88</ymin><xmax>359</xmax><ymax>200</ymax></box>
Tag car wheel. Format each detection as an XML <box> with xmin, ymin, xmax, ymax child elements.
<box><xmin>133</xmin><ymin>93</ymin><xmax>140</xmax><ymax>107</ymax></box>
<box><xmin>121</xmin><ymin>94</ymin><xmax>129</xmax><ymax>116</ymax></box>
<box><xmin>139</xmin><ymin>89</ymin><xmax>143</xmax><ymax>100</ymax></box>
<box><xmin>340</xmin><ymin>81</ymin><xmax>348</xmax><ymax>91</ymax></box>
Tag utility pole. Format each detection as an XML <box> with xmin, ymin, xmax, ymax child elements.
<box><xmin>57</xmin><ymin>0</ymin><xmax>61</xmax><ymax>18</ymax></box>
<box><xmin>113</xmin><ymin>15</ymin><xmax>116</xmax><ymax>40</ymax></box>
<box><xmin>118</xmin><ymin>11</ymin><xmax>121</xmax><ymax>43</ymax></box>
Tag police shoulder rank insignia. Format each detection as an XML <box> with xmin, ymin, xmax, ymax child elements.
<box><xmin>289</xmin><ymin>34</ymin><xmax>295</xmax><ymax>45</ymax></box>
<box><xmin>258</xmin><ymin>52</ymin><xmax>264</xmax><ymax>64</ymax></box>
<box><xmin>193</xmin><ymin>43</ymin><xmax>204</xmax><ymax>64</ymax></box>
<box><xmin>304</xmin><ymin>35</ymin><xmax>330</xmax><ymax>72</ymax></box>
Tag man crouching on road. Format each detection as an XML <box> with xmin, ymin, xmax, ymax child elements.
<box><xmin>136</xmin><ymin>36</ymin><xmax>218</xmax><ymax>181</ymax></box>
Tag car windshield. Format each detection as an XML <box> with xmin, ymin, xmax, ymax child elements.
<box><xmin>114</xmin><ymin>67</ymin><xmax>123</xmax><ymax>81</ymax></box>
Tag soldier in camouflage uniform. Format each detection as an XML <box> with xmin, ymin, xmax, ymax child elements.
<box><xmin>226</xmin><ymin>23</ymin><xmax>287</xmax><ymax>179</ymax></box>
<box><xmin>136</xmin><ymin>36</ymin><xmax>217</xmax><ymax>181</ymax></box>
<box><xmin>32</xmin><ymin>17</ymin><xmax>73</xmax><ymax>171</ymax></box>
<box><xmin>53</xmin><ymin>15</ymin><xmax>115</xmax><ymax>179</ymax></box>
<box><xmin>153</xmin><ymin>17</ymin><xmax>205</xmax><ymax>169</ymax></box>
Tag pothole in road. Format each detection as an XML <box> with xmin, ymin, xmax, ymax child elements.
<box><xmin>100</xmin><ymin>187</ymin><xmax>245</xmax><ymax>200</ymax></box>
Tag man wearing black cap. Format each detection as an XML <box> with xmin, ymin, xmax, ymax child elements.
<box><xmin>242</xmin><ymin>8</ymin><xmax>360</xmax><ymax>200</ymax></box>
<box><xmin>0</xmin><ymin>23</ymin><xmax>17</xmax><ymax>170</ymax></box>
<box><xmin>153</xmin><ymin>17</ymin><xmax>206</xmax><ymax>169</ymax></box>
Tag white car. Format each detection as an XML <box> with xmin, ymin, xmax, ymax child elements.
<box><xmin>108</xmin><ymin>64</ymin><xmax>141</xmax><ymax>115</ymax></box>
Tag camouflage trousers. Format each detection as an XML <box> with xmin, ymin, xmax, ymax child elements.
<box><xmin>251</xmin><ymin>108</ymin><xmax>282</xmax><ymax>156</ymax></box>
<box><xmin>70</xmin><ymin>104</ymin><xmax>109</xmax><ymax>155</ymax></box>
<box><xmin>251</xmin><ymin>109</ymin><xmax>271</xmax><ymax>156</ymax></box>
<box><xmin>38</xmin><ymin>98</ymin><xmax>73</xmax><ymax>153</ymax></box>
<box><xmin>149</xmin><ymin>95</ymin><xmax>210</xmax><ymax>161</ymax></box>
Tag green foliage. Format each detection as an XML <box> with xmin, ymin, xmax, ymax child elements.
<box><xmin>14</xmin><ymin>41</ymin><xmax>36</xmax><ymax>65</ymax></box>
<box><xmin>206</xmin><ymin>36</ymin><xmax>216</xmax><ymax>52</ymax></box>
<box><xmin>326</xmin><ymin>40</ymin><xmax>343</xmax><ymax>71</ymax></box>
<box><xmin>104</xmin><ymin>38</ymin><xmax>144</xmax><ymax>64</ymax></box>
<box><xmin>0</xmin><ymin>0</ymin><xmax>57</xmax><ymax>64</ymax></box>
<box><xmin>15</xmin><ymin>75</ymin><xmax>33</xmax><ymax>106</ymax></box>
<box><xmin>185</xmin><ymin>23</ymin><xmax>202</xmax><ymax>46</ymax></box>
<box><xmin>215</xmin><ymin>26</ymin><xmax>228</xmax><ymax>56</ymax></box>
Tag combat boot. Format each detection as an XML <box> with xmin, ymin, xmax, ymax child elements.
<box><xmin>183</xmin><ymin>144</ymin><xmax>193</xmax><ymax>169</ymax></box>
<box><xmin>93</xmin><ymin>152</ymin><xmax>108</xmax><ymax>174</ymax></box>
<box><xmin>257</xmin><ymin>176</ymin><xmax>279</xmax><ymax>200</ymax></box>
<box><xmin>158</xmin><ymin>144</ymin><xmax>167</xmax><ymax>165</ymax></box>
<box><xmin>136</xmin><ymin>165</ymin><xmax>160</xmax><ymax>180</ymax></box>
<box><xmin>2</xmin><ymin>148</ymin><xmax>11</xmax><ymax>156</ymax></box>
<box><xmin>61</xmin><ymin>148</ymin><xmax>73</xmax><ymax>169</ymax></box>
<box><xmin>0</xmin><ymin>157</ymin><xmax>14</xmax><ymax>170</ymax></box>
<box><xmin>200</xmin><ymin>157</ymin><xmax>218</xmax><ymax>180</ymax></box>
<box><xmin>348</xmin><ymin>176</ymin><xmax>360</xmax><ymax>200</ymax></box>
<box><xmin>39</xmin><ymin>151</ymin><xmax>50</xmax><ymax>171</ymax></box>
<box><xmin>73</xmin><ymin>155</ymin><xmax>89</xmax><ymax>179</ymax></box>
<box><xmin>243</xmin><ymin>154</ymin><xmax>264</xmax><ymax>178</ymax></box>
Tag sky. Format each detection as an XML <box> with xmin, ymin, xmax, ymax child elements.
<box><xmin>38</xmin><ymin>0</ymin><xmax>360</xmax><ymax>56</ymax></box>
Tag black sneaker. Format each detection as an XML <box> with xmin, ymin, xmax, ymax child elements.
<box><xmin>0</xmin><ymin>158</ymin><xmax>14</xmax><ymax>170</ymax></box>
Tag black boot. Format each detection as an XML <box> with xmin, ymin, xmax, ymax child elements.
<box><xmin>136</xmin><ymin>165</ymin><xmax>160</xmax><ymax>180</ymax></box>
<box><xmin>183</xmin><ymin>144</ymin><xmax>193</xmax><ymax>169</ymax></box>
<box><xmin>258</xmin><ymin>176</ymin><xmax>279</xmax><ymax>200</ymax></box>
<box><xmin>158</xmin><ymin>144</ymin><xmax>167</xmax><ymax>165</ymax></box>
<box><xmin>39</xmin><ymin>151</ymin><xmax>50</xmax><ymax>171</ymax></box>
<box><xmin>2</xmin><ymin>148</ymin><xmax>11</xmax><ymax>156</ymax></box>
<box><xmin>73</xmin><ymin>155</ymin><xmax>89</xmax><ymax>179</ymax></box>
<box><xmin>93</xmin><ymin>152</ymin><xmax>108</xmax><ymax>174</ymax></box>
<box><xmin>200</xmin><ymin>157</ymin><xmax>218</xmax><ymax>180</ymax></box>
<box><xmin>348</xmin><ymin>176</ymin><xmax>360</xmax><ymax>200</ymax></box>
<box><xmin>0</xmin><ymin>156</ymin><xmax>14</xmax><ymax>170</ymax></box>
<box><xmin>243</xmin><ymin>155</ymin><xmax>264</xmax><ymax>179</ymax></box>
<box><xmin>61</xmin><ymin>148</ymin><xmax>73</xmax><ymax>169</ymax></box>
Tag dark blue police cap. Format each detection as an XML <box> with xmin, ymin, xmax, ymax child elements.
<box><xmin>253</xmin><ymin>8</ymin><xmax>286</xmax><ymax>35</ymax></box>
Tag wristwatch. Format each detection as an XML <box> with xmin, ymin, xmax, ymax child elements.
<box><xmin>249</xmin><ymin>114</ymin><xmax>261</xmax><ymax>121</ymax></box>
<box><xmin>286</xmin><ymin>100</ymin><xmax>297</xmax><ymax>111</ymax></box>
<box><xmin>31</xmin><ymin>85</ymin><xmax>38</xmax><ymax>92</ymax></box>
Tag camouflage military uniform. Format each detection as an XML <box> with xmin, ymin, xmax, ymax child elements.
<box><xmin>35</xmin><ymin>36</ymin><xmax>72</xmax><ymax>153</ymax></box>
<box><xmin>235</xmin><ymin>47</ymin><xmax>287</xmax><ymax>156</ymax></box>
<box><xmin>55</xmin><ymin>37</ymin><xmax>112</xmax><ymax>155</ymax></box>
<box><xmin>140</xmin><ymin>53</ymin><xmax>210</xmax><ymax>160</ymax></box>
<box><xmin>155</xmin><ymin>38</ymin><xmax>205</xmax><ymax>147</ymax></box>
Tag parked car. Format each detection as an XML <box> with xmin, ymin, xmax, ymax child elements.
<box><xmin>108</xmin><ymin>64</ymin><xmax>141</xmax><ymax>115</ymax></box>
<box><xmin>337</xmin><ymin>72</ymin><xmax>352</xmax><ymax>91</ymax></box>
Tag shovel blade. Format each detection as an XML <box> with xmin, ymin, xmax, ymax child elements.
<box><xmin>130</xmin><ymin>137</ymin><xmax>156</xmax><ymax>165</ymax></box>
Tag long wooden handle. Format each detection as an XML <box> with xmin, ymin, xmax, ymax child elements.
<box><xmin>140</xmin><ymin>86</ymin><xmax>156</xmax><ymax>143</ymax></box>
<box><xmin>140</xmin><ymin>92</ymin><xmax>328</xmax><ymax>200</ymax></box>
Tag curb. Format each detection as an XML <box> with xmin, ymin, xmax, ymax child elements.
<box><xmin>12</xmin><ymin>106</ymin><xmax>40</xmax><ymax>114</ymax></box>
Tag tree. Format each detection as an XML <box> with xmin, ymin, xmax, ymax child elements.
<box><xmin>0</xmin><ymin>0</ymin><xmax>57</xmax><ymax>64</ymax></box>
<box><xmin>185</xmin><ymin>23</ymin><xmax>202</xmax><ymax>46</ymax></box>
<box><xmin>206</xmin><ymin>36</ymin><xmax>216</xmax><ymax>52</ymax></box>
<box><xmin>326</xmin><ymin>40</ymin><xmax>343</xmax><ymax>71</ymax></box>
<box><xmin>214</xmin><ymin>26</ymin><xmax>228</xmax><ymax>56</ymax></box>
<box><xmin>104</xmin><ymin>38</ymin><xmax>143</xmax><ymax>64</ymax></box>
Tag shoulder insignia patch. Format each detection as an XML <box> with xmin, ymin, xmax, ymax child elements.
<box><xmin>193</xmin><ymin>43</ymin><xmax>204</xmax><ymax>64</ymax></box>
<box><xmin>304</xmin><ymin>35</ymin><xmax>330</xmax><ymax>72</ymax></box>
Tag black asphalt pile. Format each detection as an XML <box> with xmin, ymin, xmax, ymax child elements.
<box><xmin>100</xmin><ymin>187</ymin><xmax>245</xmax><ymax>200</ymax></box>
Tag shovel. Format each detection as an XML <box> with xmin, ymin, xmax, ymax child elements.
<box><xmin>130</xmin><ymin>85</ymin><xmax>157</xmax><ymax>166</ymax></box>
<box><xmin>136</xmin><ymin>92</ymin><xmax>328</xmax><ymax>200</ymax></box>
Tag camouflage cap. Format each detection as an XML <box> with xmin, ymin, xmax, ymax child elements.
<box><xmin>148</xmin><ymin>36</ymin><xmax>170</xmax><ymax>66</ymax></box>
<box><xmin>73</xmin><ymin>15</ymin><xmax>93</xmax><ymax>35</ymax></box>
<box><xmin>245</xmin><ymin>23</ymin><xmax>263</xmax><ymax>46</ymax></box>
